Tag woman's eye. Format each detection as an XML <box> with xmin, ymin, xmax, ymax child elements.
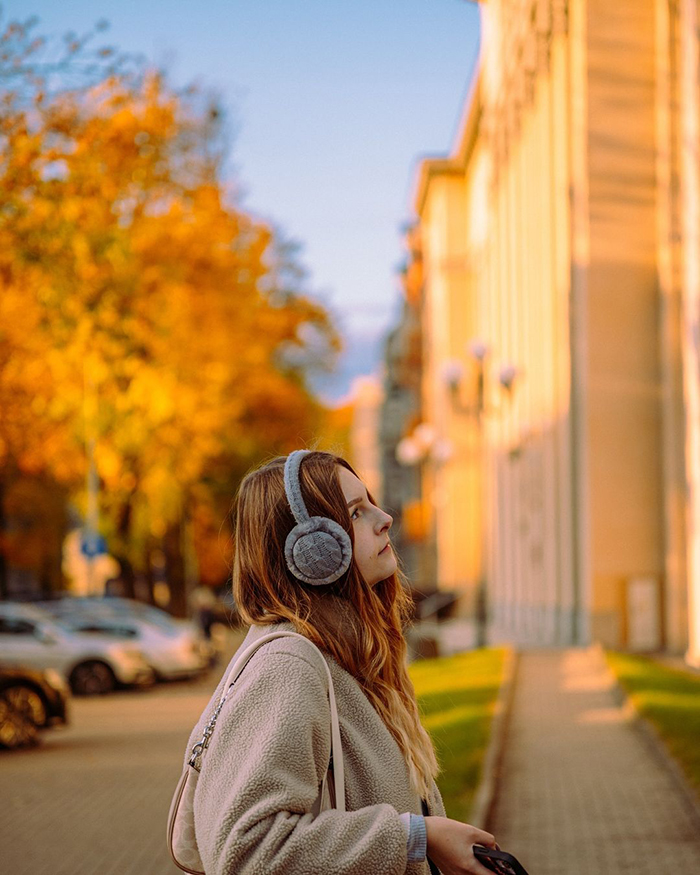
<box><xmin>351</xmin><ymin>508</ymin><xmax>361</xmax><ymax>520</ymax></box>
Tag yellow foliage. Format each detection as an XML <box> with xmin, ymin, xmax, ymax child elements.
<box><xmin>0</xmin><ymin>58</ymin><xmax>339</xmax><ymax>578</ymax></box>
<box><xmin>94</xmin><ymin>442</ymin><xmax>121</xmax><ymax>486</ymax></box>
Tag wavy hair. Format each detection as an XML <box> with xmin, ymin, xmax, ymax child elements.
<box><xmin>231</xmin><ymin>450</ymin><xmax>440</xmax><ymax>801</ymax></box>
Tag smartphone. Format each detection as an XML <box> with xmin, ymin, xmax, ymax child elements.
<box><xmin>472</xmin><ymin>844</ymin><xmax>530</xmax><ymax>875</ymax></box>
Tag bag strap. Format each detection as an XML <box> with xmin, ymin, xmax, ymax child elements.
<box><xmin>187</xmin><ymin>630</ymin><xmax>345</xmax><ymax>812</ymax></box>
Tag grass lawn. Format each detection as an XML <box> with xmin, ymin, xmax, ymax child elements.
<box><xmin>605</xmin><ymin>650</ymin><xmax>700</xmax><ymax>797</ymax></box>
<box><xmin>409</xmin><ymin>647</ymin><xmax>506</xmax><ymax>822</ymax></box>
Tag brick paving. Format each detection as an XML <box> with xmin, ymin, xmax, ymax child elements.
<box><xmin>488</xmin><ymin>647</ymin><xmax>700</xmax><ymax>875</ymax></box>
<box><xmin>0</xmin><ymin>678</ymin><xmax>216</xmax><ymax>875</ymax></box>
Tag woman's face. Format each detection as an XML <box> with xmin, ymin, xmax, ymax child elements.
<box><xmin>337</xmin><ymin>465</ymin><xmax>396</xmax><ymax>586</ymax></box>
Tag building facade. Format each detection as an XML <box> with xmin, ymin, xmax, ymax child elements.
<box><xmin>407</xmin><ymin>0</ymin><xmax>700</xmax><ymax>661</ymax></box>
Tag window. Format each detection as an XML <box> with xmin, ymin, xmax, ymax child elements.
<box><xmin>0</xmin><ymin>617</ymin><xmax>36</xmax><ymax>635</ymax></box>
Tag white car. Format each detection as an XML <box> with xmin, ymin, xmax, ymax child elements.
<box><xmin>0</xmin><ymin>603</ymin><xmax>154</xmax><ymax>695</ymax></box>
<box><xmin>37</xmin><ymin>598</ymin><xmax>213</xmax><ymax>681</ymax></box>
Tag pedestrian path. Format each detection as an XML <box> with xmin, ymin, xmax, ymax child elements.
<box><xmin>488</xmin><ymin>647</ymin><xmax>700</xmax><ymax>874</ymax></box>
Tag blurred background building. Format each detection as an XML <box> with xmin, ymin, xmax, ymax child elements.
<box><xmin>378</xmin><ymin>225</ymin><xmax>439</xmax><ymax>595</ymax></box>
<box><xmin>385</xmin><ymin>0</ymin><xmax>700</xmax><ymax>664</ymax></box>
<box><xmin>347</xmin><ymin>375</ymin><xmax>384</xmax><ymax>501</ymax></box>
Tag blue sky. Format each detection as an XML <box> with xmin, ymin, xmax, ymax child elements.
<box><xmin>8</xmin><ymin>0</ymin><xmax>480</xmax><ymax>400</ymax></box>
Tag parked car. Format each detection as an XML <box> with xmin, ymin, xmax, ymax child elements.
<box><xmin>0</xmin><ymin>665</ymin><xmax>70</xmax><ymax>749</ymax></box>
<box><xmin>36</xmin><ymin>597</ymin><xmax>214</xmax><ymax>681</ymax></box>
<box><xmin>0</xmin><ymin>603</ymin><xmax>154</xmax><ymax>695</ymax></box>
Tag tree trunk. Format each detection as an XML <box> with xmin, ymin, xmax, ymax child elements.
<box><xmin>0</xmin><ymin>479</ymin><xmax>7</xmax><ymax>600</ymax></box>
<box><xmin>115</xmin><ymin>555</ymin><xmax>136</xmax><ymax>599</ymax></box>
<box><xmin>164</xmin><ymin>519</ymin><xmax>188</xmax><ymax>618</ymax></box>
<box><xmin>114</xmin><ymin>497</ymin><xmax>137</xmax><ymax>598</ymax></box>
<box><xmin>141</xmin><ymin>543</ymin><xmax>156</xmax><ymax>605</ymax></box>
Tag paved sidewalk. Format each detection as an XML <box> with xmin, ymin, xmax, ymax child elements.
<box><xmin>488</xmin><ymin>647</ymin><xmax>700</xmax><ymax>874</ymax></box>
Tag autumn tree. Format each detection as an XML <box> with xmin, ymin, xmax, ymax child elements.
<box><xmin>0</xmin><ymin>14</ymin><xmax>340</xmax><ymax>606</ymax></box>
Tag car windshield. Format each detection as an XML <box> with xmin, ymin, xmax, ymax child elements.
<box><xmin>35</xmin><ymin>598</ymin><xmax>182</xmax><ymax>637</ymax></box>
<box><xmin>0</xmin><ymin>604</ymin><xmax>69</xmax><ymax>638</ymax></box>
<box><xmin>88</xmin><ymin>599</ymin><xmax>182</xmax><ymax>633</ymax></box>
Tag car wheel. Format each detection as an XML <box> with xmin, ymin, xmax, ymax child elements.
<box><xmin>0</xmin><ymin>685</ymin><xmax>46</xmax><ymax>749</ymax></box>
<box><xmin>69</xmin><ymin>661</ymin><xmax>116</xmax><ymax>696</ymax></box>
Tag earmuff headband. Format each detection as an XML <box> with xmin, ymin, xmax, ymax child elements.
<box><xmin>282</xmin><ymin>450</ymin><xmax>353</xmax><ymax>586</ymax></box>
<box><xmin>284</xmin><ymin>450</ymin><xmax>312</xmax><ymax>525</ymax></box>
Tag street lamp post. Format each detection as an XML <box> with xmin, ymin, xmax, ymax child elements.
<box><xmin>471</xmin><ymin>343</ymin><xmax>488</xmax><ymax>649</ymax></box>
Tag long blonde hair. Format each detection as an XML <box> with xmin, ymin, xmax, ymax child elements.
<box><xmin>231</xmin><ymin>450</ymin><xmax>440</xmax><ymax>801</ymax></box>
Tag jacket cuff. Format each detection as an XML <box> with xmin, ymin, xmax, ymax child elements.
<box><xmin>399</xmin><ymin>812</ymin><xmax>427</xmax><ymax>862</ymax></box>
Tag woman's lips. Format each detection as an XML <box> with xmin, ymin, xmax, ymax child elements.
<box><xmin>379</xmin><ymin>543</ymin><xmax>391</xmax><ymax>555</ymax></box>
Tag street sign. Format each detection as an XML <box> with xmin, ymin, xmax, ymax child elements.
<box><xmin>80</xmin><ymin>531</ymin><xmax>108</xmax><ymax>558</ymax></box>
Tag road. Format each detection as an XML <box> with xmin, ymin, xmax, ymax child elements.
<box><xmin>0</xmin><ymin>661</ymin><xmax>234</xmax><ymax>875</ymax></box>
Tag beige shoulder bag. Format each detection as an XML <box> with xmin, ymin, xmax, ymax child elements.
<box><xmin>166</xmin><ymin>630</ymin><xmax>345</xmax><ymax>875</ymax></box>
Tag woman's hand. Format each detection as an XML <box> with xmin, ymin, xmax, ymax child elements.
<box><xmin>424</xmin><ymin>815</ymin><xmax>499</xmax><ymax>875</ymax></box>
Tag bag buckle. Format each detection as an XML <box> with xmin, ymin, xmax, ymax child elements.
<box><xmin>188</xmin><ymin>742</ymin><xmax>205</xmax><ymax>769</ymax></box>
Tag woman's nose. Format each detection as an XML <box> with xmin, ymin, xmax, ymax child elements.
<box><xmin>377</xmin><ymin>510</ymin><xmax>393</xmax><ymax>532</ymax></box>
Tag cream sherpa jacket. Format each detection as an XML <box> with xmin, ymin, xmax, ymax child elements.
<box><xmin>184</xmin><ymin>620</ymin><xmax>445</xmax><ymax>875</ymax></box>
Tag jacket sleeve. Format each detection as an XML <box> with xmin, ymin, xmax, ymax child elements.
<box><xmin>193</xmin><ymin>647</ymin><xmax>408</xmax><ymax>875</ymax></box>
<box><xmin>429</xmin><ymin>780</ymin><xmax>446</xmax><ymax>818</ymax></box>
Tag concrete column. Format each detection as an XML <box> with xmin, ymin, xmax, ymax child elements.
<box><xmin>550</xmin><ymin>10</ymin><xmax>577</xmax><ymax>646</ymax></box>
<box><xmin>679</xmin><ymin>0</ymin><xmax>700</xmax><ymax>665</ymax></box>
<box><xmin>568</xmin><ymin>0</ymin><xmax>592</xmax><ymax>645</ymax></box>
<box><xmin>655</xmin><ymin>0</ymin><xmax>690</xmax><ymax>655</ymax></box>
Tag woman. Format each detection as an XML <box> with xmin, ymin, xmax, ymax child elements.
<box><xmin>183</xmin><ymin>449</ymin><xmax>498</xmax><ymax>875</ymax></box>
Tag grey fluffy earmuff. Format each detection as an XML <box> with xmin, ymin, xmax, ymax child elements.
<box><xmin>283</xmin><ymin>450</ymin><xmax>353</xmax><ymax>586</ymax></box>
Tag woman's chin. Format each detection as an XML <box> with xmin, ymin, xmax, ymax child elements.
<box><xmin>379</xmin><ymin>554</ymin><xmax>398</xmax><ymax>578</ymax></box>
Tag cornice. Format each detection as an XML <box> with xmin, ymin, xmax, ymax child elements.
<box><xmin>414</xmin><ymin>73</ymin><xmax>483</xmax><ymax>216</ymax></box>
